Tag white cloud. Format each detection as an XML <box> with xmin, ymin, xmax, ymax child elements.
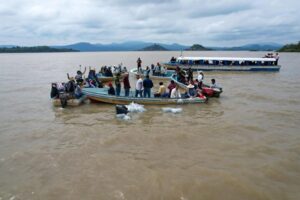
<box><xmin>0</xmin><ymin>0</ymin><xmax>299</xmax><ymax>46</ymax></box>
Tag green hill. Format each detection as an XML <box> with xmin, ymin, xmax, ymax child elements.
<box><xmin>186</xmin><ymin>44</ymin><xmax>210</xmax><ymax>51</ymax></box>
<box><xmin>278</xmin><ymin>41</ymin><xmax>300</xmax><ymax>52</ymax></box>
<box><xmin>0</xmin><ymin>46</ymin><xmax>78</xmax><ymax>53</ymax></box>
<box><xmin>139</xmin><ymin>44</ymin><xmax>168</xmax><ymax>51</ymax></box>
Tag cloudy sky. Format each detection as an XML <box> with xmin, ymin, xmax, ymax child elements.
<box><xmin>0</xmin><ymin>0</ymin><xmax>299</xmax><ymax>46</ymax></box>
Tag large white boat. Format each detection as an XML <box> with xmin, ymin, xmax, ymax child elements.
<box><xmin>164</xmin><ymin>56</ymin><xmax>281</xmax><ymax>71</ymax></box>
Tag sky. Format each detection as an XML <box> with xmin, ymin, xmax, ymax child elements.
<box><xmin>0</xmin><ymin>0</ymin><xmax>299</xmax><ymax>46</ymax></box>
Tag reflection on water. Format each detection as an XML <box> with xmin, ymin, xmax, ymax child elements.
<box><xmin>0</xmin><ymin>52</ymin><xmax>300</xmax><ymax>199</ymax></box>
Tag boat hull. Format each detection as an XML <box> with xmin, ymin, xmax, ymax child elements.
<box><xmin>130</xmin><ymin>69</ymin><xmax>174</xmax><ymax>80</ymax></box>
<box><xmin>52</xmin><ymin>95</ymin><xmax>86</xmax><ymax>107</ymax></box>
<box><xmin>164</xmin><ymin>63</ymin><xmax>281</xmax><ymax>72</ymax></box>
<box><xmin>83</xmin><ymin>88</ymin><xmax>206</xmax><ymax>105</ymax></box>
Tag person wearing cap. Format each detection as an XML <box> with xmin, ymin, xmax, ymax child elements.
<box><xmin>108</xmin><ymin>82</ymin><xmax>115</xmax><ymax>95</ymax></box>
<box><xmin>123</xmin><ymin>73</ymin><xmax>131</xmax><ymax>96</ymax></box>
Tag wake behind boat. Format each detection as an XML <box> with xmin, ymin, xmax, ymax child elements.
<box><xmin>164</xmin><ymin>54</ymin><xmax>281</xmax><ymax>72</ymax></box>
<box><xmin>82</xmin><ymin>88</ymin><xmax>207</xmax><ymax>105</ymax></box>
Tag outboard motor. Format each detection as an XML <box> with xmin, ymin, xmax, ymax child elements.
<box><xmin>116</xmin><ymin>105</ymin><xmax>128</xmax><ymax>115</ymax></box>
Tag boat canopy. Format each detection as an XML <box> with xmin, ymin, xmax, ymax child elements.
<box><xmin>177</xmin><ymin>56</ymin><xmax>276</xmax><ymax>62</ymax></box>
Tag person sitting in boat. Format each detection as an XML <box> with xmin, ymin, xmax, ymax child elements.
<box><xmin>115</xmin><ymin>73</ymin><xmax>121</xmax><ymax>96</ymax></box>
<box><xmin>170</xmin><ymin>57</ymin><xmax>176</xmax><ymax>63</ymax></box>
<box><xmin>123</xmin><ymin>73</ymin><xmax>130</xmax><ymax>97</ymax></box>
<box><xmin>195</xmin><ymin>79</ymin><xmax>203</xmax><ymax>89</ymax></box>
<box><xmin>161</xmin><ymin>66</ymin><xmax>167</xmax><ymax>77</ymax></box>
<box><xmin>151</xmin><ymin>64</ymin><xmax>155</xmax><ymax>75</ymax></box>
<box><xmin>135</xmin><ymin>75</ymin><xmax>143</xmax><ymax>97</ymax></box>
<box><xmin>186</xmin><ymin>81</ymin><xmax>196</xmax><ymax>98</ymax></box>
<box><xmin>176</xmin><ymin>66</ymin><xmax>186</xmax><ymax>83</ymax></box>
<box><xmin>210</xmin><ymin>79</ymin><xmax>221</xmax><ymax>89</ymax></box>
<box><xmin>108</xmin><ymin>82</ymin><xmax>115</xmax><ymax>95</ymax></box>
<box><xmin>88</xmin><ymin>67</ymin><xmax>103</xmax><ymax>88</ymax></box>
<box><xmin>170</xmin><ymin>85</ymin><xmax>181</xmax><ymax>98</ymax></box>
<box><xmin>167</xmin><ymin>80</ymin><xmax>176</xmax><ymax>97</ymax></box>
<box><xmin>74</xmin><ymin>66</ymin><xmax>86</xmax><ymax>84</ymax></box>
<box><xmin>143</xmin><ymin>75</ymin><xmax>153</xmax><ymax>98</ymax></box>
<box><xmin>154</xmin><ymin>82</ymin><xmax>167</xmax><ymax>98</ymax></box>
<box><xmin>144</xmin><ymin>66</ymin><xmax>150</xmax><ymax>76</ymax></box>
<box><xmin>122</xmin><ymin>66</ymin><xmax>128</xmax><ymax>73</ymax></box>
<box><xmin>65</xmin><ymin>76</ymin><xmax>76</xmax><ymax>97</ymax></box>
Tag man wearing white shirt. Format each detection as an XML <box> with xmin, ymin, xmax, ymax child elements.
<box><xmin>135</xmin><ymin>75</ymin><xmax>143</xmax><ymax>97</ymax></box>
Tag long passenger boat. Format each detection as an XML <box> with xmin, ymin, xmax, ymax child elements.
<box><xmin>82</xmin><ymin>88</ymin><xmax>207</xmax><ymax>105</ymax></box>
<box><xmin>130</xmin><ymin>68</ymin><xmax>175</xmax><ymax>80</ymax></box>
<box><xmin>164</xmin><ymin>56</ymin><xmax>281</xmax><ymax>71</ymax></box>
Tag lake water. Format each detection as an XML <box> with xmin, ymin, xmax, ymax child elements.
<box><xmin>0</xmin><ymin>51</ymin><xmax>300</xmax><ymax>200</ymax></box>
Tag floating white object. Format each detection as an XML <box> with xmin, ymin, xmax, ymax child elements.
<box><xmin>116</xmin><ymin>114</ymin><xmax>131</xmax><ymax>120</ymax></box>
<box><xmin>162</xmin><ymin>107</ymin><xmax>183</xmax><ymax>113</ymax></box>
<box><xmin>126</xmin><ymin>102</ymin><xmax>146</xmax><ymax>113</ymax></box>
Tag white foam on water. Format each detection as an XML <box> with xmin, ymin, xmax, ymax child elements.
<box><xmin>116</xmin><ymin>114</ymin><xmax>131</xmax><ymax>120</ymax></box>
<box><xmin>162</xmin><ymin>107</ymin><xmax>183</xmax><ymax>114</ymax></box>
<box><xmin>126</xmin><ymin>102</ymin><xmax>146</xmax><ymax>113</ymax></box>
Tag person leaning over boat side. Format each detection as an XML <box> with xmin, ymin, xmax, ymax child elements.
<box><xmin>123</xmin><ymin>73</ymin><xmax>131</xmax><ymax>97</ymax></box>
<box><xmin>115</xmin><ymin>72</ymin><xmax>121</xmax><ymax>96</ymax></box>
<box><xmin>135</xmin><ymin>75</ymin><xmax>143</xmax><ymax>97</ymax></box>
<box><xmin>143</xmin><ymin>75</ymin><xmax>154</xmax><ymax>98</ymax></box>
<box><xmin>137</xmin><ymin>57</ymin><xmax>142</xmax><ymax>72</ymax></box>
<box><xmin>170</xmin><ymin>85</ymin><xmax>181</xmax><ymax>98</ymax></box>
<box><xmin>108</xmin><ymin>82</ymin><xmax>116</xmax><ymax>95</ymax></box>
<box><xmin>50</xmin><ymin>83</ymin><xmax>59</xmax><ymax>99</ymax></box>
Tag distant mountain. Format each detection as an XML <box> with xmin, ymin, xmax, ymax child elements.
<box><xmin>53</xmin><ymin>41</ymin><xmax>188</xmax><ymax>51</ymax></box>
<box><xmin>139</xmin><ymin>44</ymin><xmax>168</xmax><ymax>51</ymax></box>
<box><xmin>0</xmin><ymin>46</ymin><xmax>77</xmax><ymax>53</ymax></box>
<box><xmin>277</xmin><ymin>41</ymin><xmax>300</xmax><ymax>52</ymax></box>
<box><xmin>186</xmin><ymin>44</ymin><xmax>210</xmax><ymax>51</ymax></box>
<box><xmin>211</xmin><ymin>43</ymin><xmax>283</xmax><ymax>51</ymax></box>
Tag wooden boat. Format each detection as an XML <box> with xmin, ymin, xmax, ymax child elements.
<box><xmin>130</xmin><ymin>68</ymin><xmax>175</xmax><ymax>80</ymax></box>
<box><xmin>170</xmin><ymin>76</ymin><xmax>223</xmax><ymax>98</ymax></box>
<box><xmin>52</xmin><ymin>95</ymin><xmax>86</xmax><ymax>107</ymax></box>
<box><xmin>82</xmin><ymin>88</ymin><xmax>207</xmax><ymax>105</ymax></box>
<box><xmin>164</xmin><ymin>56</ymin><xmax>281</xmax><ymax>71</ymax></box>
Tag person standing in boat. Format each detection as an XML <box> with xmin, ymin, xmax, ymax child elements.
<box><xmin>187</xmin><ymin>67</ymin><xmax>193</xmax><ymax>82</ymax></box>
<box><xmin>115</xmin><ymin>72</ymin><xmax>121</xmax><ymax>96</ymax></box>
<box><xmin>143</xmin><ymin>75</ymin><xmax>154</xmax><ymax>98</ymax></box>
<box><xmin>75</xmin><ymin>65</ymin><xmax>86</xmax><ymax>85</ymax></box>
<box><xmin>123</xmin><ymin>73</ymin><xmax>131</xmax><ymax>97</ymax></box>
<box><xmin>135</xmin><ymin>75</ymin><xmax>143</xmax><ymax>97</ymax></box>
<box><xmin>275</xmin><ymin>53</ymin><xmax>279</xmax><ymax>65</ymax></box>
<box><xmin>137</xmin><ymin>57</ymin><xmax>142</xmax><ymax>72</ymax></box>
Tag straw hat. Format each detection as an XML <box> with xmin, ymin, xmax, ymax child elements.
<box><xmin>187</xmin><ymin>84</ymin><xmax>195</xmax><ymax>89</ymax></box>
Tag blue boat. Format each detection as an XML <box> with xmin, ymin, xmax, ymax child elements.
<box><xmin>130</xmin><ymin>68</ymin><xmax>175</xmax><ymax>80</ymax></box>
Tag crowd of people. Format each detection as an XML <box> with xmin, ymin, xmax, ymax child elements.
<box><xmin>137</xmin><ymin>58</ymin><xmax>168</xmax><ymax>77</ymax></box>
<box><xmin>51</xmin><ymin>58</ymin><xmax>221</xmax><ymax>101</ymax></box>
